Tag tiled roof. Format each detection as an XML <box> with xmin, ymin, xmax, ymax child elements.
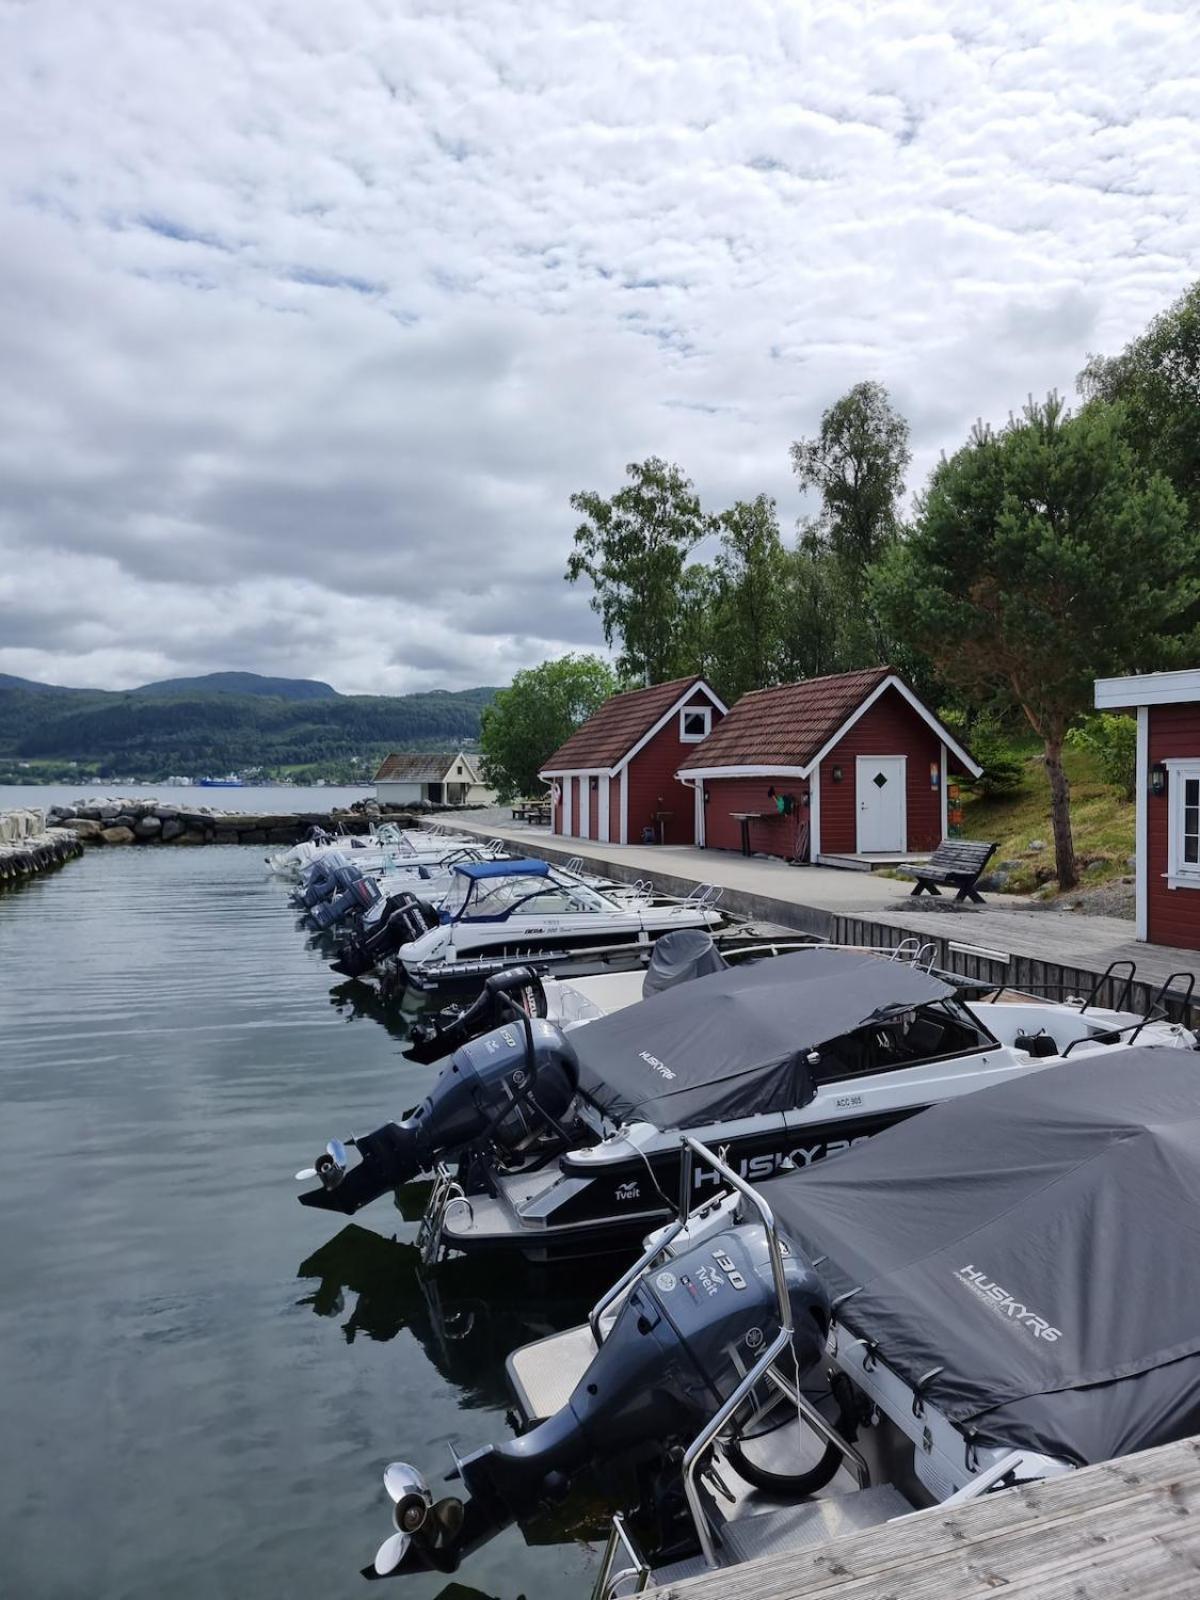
<box><xmin>541</xmin><ymin>676</ymin><xmax>706</xmax><ymax>772</ymax></box>
<box><xmin>677</xmin><ymin>667</ymin><xmax>893</xmax><ymax>771</ymax></box>
<box><xmin>374</xmin><ymin>751</ymin><xmax>462</xmax><ymax>782</ymax></box>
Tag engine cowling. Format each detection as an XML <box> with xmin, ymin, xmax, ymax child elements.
<box><xmin>405</xmin><ymin>968</ymin><xmax>549</xmax><ymax>1064</ymax></box>
<box><xmin>369</xmin><ymin>1223</ymin><xmax>831</xmax><ymax>1577</ymax></box>
<box><xmin>297</xmin><ymin>1018</ymin><xmax>579</xmax><ymax>1214</ymax></box>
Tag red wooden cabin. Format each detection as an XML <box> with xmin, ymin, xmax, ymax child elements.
<box><xmin>540</xmin><ymin>675</ymin><xmax>727</xmax><ymax>846</ymax></box>
<box><xmin>677</xmin><ymin>667</ymin><xmax>980</xmax><ymax>862</ymax></box>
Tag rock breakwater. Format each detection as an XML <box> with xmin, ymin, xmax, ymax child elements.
<box><xmin>44</xmin><ymin>798</ymin><xmax>418</xmax><ymax>848</ymax></box>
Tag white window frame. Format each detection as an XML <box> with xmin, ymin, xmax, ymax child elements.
<box><xmin>1166</xmin><ymin>759</ymin><xmax>1200</xmax><ymax>890</ymax></box>
<box><xmin>679</xmin><ymin>705</ymin><xmax>712</xmax><ymax>743</ymax></box>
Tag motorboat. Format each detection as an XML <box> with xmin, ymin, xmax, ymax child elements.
<box><xmin>327</xmin><ymin>858</ymin><xmax>726</xmax><ymax>988</ymax></box>
<box><xmin>267</xmin><ymin>823</ymin><xmax>495</xmax><ymax>879</ymax></box>
<box><xmin>357</xmin><ymin>1044</ymin><xmax>1200</xmax><ymax>1584</ymax></box>
<box><xmin>294</xmin><ymin>944</ymin><xmax>1196</xmax><ymax>1262</ymax></box>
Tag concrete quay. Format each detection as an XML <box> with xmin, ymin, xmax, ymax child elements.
<box><xmin>448</xmin><ymin>815</ymin><xmax>1200</xmax><ymax>1022</ymax></box>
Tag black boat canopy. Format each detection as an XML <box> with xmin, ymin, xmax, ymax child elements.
<box><xmin>572</xmin><ymin>948</ymin><xmax>955</xmax><ymax>1130</ymax></box>
<box><xmin>765</xmin><ymin>1045</ymin><xmax>1200</xmax><ymax>1467</ymax></box>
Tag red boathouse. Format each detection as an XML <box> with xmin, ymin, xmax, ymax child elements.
<box><xmin>1095</xmin><ymin>670</ymin><xmax>1200</xmax><ymax>951</ymax></box>
<box><xmin>540</xmin><ymin>675</ymin><xmax>727</xmax><ymax>846</ymax></box>
<box><xmin>676</xmin><ymin>667</ymin><xmax>980</xmax><ymax>862</ymax></box>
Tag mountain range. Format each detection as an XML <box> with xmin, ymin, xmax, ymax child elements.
<box><xmin>0</xmin><ymin>672</ymin><xmax>499</xmax><ymax>780</ymax></box>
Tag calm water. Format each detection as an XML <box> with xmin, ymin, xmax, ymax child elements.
<box><xmin>0</xmin><ymin>845</ymin><xmax>613</xmax><ymax>1600</ymax></box>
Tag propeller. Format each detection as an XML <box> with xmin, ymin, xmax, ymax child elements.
<box><xmin>373</xmin><ymin>1462</ymin><xmax>435</xmax><ymax>1575</ymax></box>
<box><xmin>295</xmin><ymin>1138</ymin><xmax>351</xmax><ymax>1185</ymax></box>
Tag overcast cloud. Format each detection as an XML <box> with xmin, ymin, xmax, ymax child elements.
<box><xmin>2</xmin><ymin>0</ymin><xmax>1198</xmax><ymax>693</ymax></box>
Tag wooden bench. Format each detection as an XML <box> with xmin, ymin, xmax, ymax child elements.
<box><xmin>909</xmin><ymin>839</ymin><xmax>997</xmax><ymax>904</ymax></box>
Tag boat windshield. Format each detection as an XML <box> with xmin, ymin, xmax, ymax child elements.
<box><xmin>442</xmin><ymin>871</ymin><xmax>616</xmax><ymax>922</ymax></box>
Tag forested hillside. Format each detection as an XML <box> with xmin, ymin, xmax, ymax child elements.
<box><xmin>0</xmin><ymin>675</ymin><xmax>497</xmax><ymax>782</ymax></box>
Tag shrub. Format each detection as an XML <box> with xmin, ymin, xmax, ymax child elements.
<box><xmin>1067</xmin><ymin>714</ymin><xmax>1137</xmax><ymax>800</ymax></box>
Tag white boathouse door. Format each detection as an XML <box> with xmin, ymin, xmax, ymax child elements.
<box><xmin>856</xmin><ymin>755</ymin><xmax>906</xmax><ymax>852</ymax></box>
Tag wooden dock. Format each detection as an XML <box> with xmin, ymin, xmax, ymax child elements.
<box><xmin>644</xmin><ymin>1435</ymin><xmax>1200</xmax><ymax>1600</ymax></box>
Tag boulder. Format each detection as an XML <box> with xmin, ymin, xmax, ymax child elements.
<box><xmin>134</xmin><ymin>815</ymin><xmax>162</xmax><ymax>839</ymax></box>
<box><xmin>1027</xmin><ymin>838</ymin><xmax>1046</xmax><ymax>852</ymax></box>
<box><xmin>211</xmin><ymin>829</ymin><xmax>241</xmax><ymax>844</ymax></box>
<box><xmin>152</xmin><ymin>805</ymin><xmax>180</xmax><ymax>822</ymax></box>
<box><xmin>96</xmin><ymin>803</ymin><xmax>122</xmax><ymax>822</ymax></box>
<box><xmin>238</xmin><ymin>830</ymin><xmax>266</xmax><ymax>845</ymax></box>
<box><xmin>173</xmin><ymin>831</ymin><xmax>208</xmax><ymax>846</ymax></box>
<box><xmin>63</xmin><ymin>818</ymin><xmax>105</xmax><ymax>841</ymax></box>
<box><xmin>113</xmin><ymin>813</ymin><xmax>138</xmax><ymax>831</ymax></box>
<box><xmin>99</xmin><ymin>826</ymin><xmax>136</xmax><ymax>846</ymax></box>
<box><xmin>161</xmin><ymin>818</ymin><xmax>186</xmax><ymax>841</ymax></box>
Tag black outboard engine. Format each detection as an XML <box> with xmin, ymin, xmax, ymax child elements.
<box><xmin>294</xmin><ymin>856</ymin><xmax>353</xmax><ymax>910</ymax></box>
<box><xmin>296</xmin><ymin>1019</ymin><xmax>579</xmax><ymax>1214</ymax></box>
<box><xmin>366</xmin><ymin>1223</ymin><xmax>831</xmax><ymax>1577</ymax></box>
<box><xmin>405</xmin><ymin>968</ymin><xmax>550</xmax><ymax>1064</ymax></box>
<box><xmin>330</xmin><ymin>892</ymin><xmax>440</xmax><ymax>979</ymax></box>
<box><xmin>643</xmin><ymin>928</ymin><xmax>729</xmax><ymax>997</ymax></box>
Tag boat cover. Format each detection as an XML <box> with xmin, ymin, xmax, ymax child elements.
<box><xmin>573</xmin><ymin>948</ymin><xmax>954</xmax><ymax>1130</ymax></box>
<box><xmin>765</xmin><ymin>1045</ymin><xmax>1200</xmax><ymax>1466</ymax></box>
<box><xmin>454</xmin><ymin>858</ymin><xmax>549</xmax><ymax>880</ymax></box>
<box><xmin>642</xmin><ymin>928</ymin><xmax>730</xmax><ymax>997</ymax></box>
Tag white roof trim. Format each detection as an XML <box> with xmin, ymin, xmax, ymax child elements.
<box><xmin>674</xmin><ymin>764</ymin><xmax>812</xmax><ymax>780</ymax></box>
<box><xmin>540</xmin><ymin>679</ymin><xmax>728</xmax><ymax>782</ymax></box>
<box><xmin>614</xmin><ymin>680</ymin><xmax>728</xmax><ymax>772</ymax></box>
<box><xmin>805</xmin><ymin>675</ymin><xmax>982</xmax><ymax>779</ymax></box>
<box><xmin>1095</xmin><ymin>670</ymin><xmax>1200</xmax><ymax>709</ymax></box>
<box><xmin>678</xmin><ymin>674</ymin><xmax>981</xmax><ymax>781</ymax></box>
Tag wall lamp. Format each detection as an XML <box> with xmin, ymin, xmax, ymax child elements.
<box><xmin>1149</xmin><ymin>761</ymin><xmax>1168</xmax><ymax>798</ymax></box>
<box><xmin>831</xmin><ymin>765</ymin><xmax>844</xmax><ymax>784</ymax></box>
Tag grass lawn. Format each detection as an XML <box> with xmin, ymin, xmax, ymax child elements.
<box><xmin>957</xmin><ymin>744</ymin><xmax>1134</xmax><ymax>897</ymax></box>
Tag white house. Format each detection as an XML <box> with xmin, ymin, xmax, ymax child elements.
<box><xmin>373</xmin><ymin>751</ymin><xmax>495</xmax><ymax>808</ymax></box>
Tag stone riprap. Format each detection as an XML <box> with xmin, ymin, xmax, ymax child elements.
<box><xmin>0</xmin><ymin>808</ymin><xmax>86</xmax><ymax>883</ymax></box>
<box><xmin>43</xmin><ymin>798</ymin><xmax>421</xmax><ymax>848</ymax></box>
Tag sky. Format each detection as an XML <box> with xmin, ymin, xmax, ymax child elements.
<box><xmin>2</xmin><ymin>0</ymin><xmax>1198</xmax><ymax>695</ymax></box>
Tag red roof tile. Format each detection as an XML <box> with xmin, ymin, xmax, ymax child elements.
<box><xmin>677</xmin><ymin>667</ymin><xmax>893</xmax><ymax>771</ymax></box>
<box><xmin>541</xmin><ymin>675</ymin><xmax>707</xmax><ymax>772</ymax></box>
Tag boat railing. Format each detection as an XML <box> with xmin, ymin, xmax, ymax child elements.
<box><xmin>682</xmin><ymin>882</ymin><xmax>723</xmax><ymax>910</ymax></box>
<box><xmin>589</xmin><ymin>1512</ymin><xmax>649</xmax><ymax>1600</ymax></box>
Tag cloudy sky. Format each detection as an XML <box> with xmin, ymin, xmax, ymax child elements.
<box><xmin>2</xmin><ymin>1</ymin><xmax>1198</xmax><ymax>694</ymax></box>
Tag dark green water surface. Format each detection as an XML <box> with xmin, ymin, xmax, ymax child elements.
<box><xmin>0</xmin><ymin>847</ymin><xmax>614</xmax><ymax>1600</ymax></box>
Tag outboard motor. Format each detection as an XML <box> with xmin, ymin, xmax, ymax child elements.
<box><xmin>405</xmin><ymin>968</ymin><xmax>549</xmax><ymax>1064</ymax></box>
<box><xmin>309</xmin><ymin>876</ymin><xmax>382</xmax><ymax>931</ymax></box>
<box><xmin>296</xmin><ymin>1019</ymin><xmax>579</xmax><ymax>1214</ymax></box>
<box><xmin>293</xmin><ymin>854</ymin><xmax>351</xmax><ymax>909</ymax></box>
<box><xmin>643</xmin><ymin>928</ymin><xmax>729</xmax><ymax>998</ymax></box>
<box><xmin>330</xmin><ymin>893</ymin><xmax>440</xmax><ymax>979</ymax></box>
<box><xmin>365</xmin><ymin>1223</ymin><xmax>831</xmax><ymax>1577</ymax></box>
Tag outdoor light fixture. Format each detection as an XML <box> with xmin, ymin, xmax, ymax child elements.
<box><xmin>832</xmin><ymin>765</ymin><xmax>844</xmax><ymax>784</ymax></box>
<box><xmin>1150</xmin><ymin>761</ymin><xmax>1168</xmax><ymax>797</ymax></box>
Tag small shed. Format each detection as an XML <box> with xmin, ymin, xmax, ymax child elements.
<box><xmin>1095</xmin><ymin>669</ymin><xmax>1200</xmax><ymax>951</ymax></box>
<box><xmin>373</xmin><ymin>751</ymin><xmax>494</xmax><ymax>808</ymax></box>
<box><xmin>677</xmin><ymin>667</ymin><xmax>980</xmax><ymax>862</ymax></box>
<box><xmin>539</xmin><ymin>675</ymin><xmax>727</xmax><ymax>845</ymax></box>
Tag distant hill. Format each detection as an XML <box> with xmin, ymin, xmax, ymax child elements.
<box><xmin>0</xmin><ymin>674</ymin><xmax>500</xmax><ymax>779</ymax></box>
<box><xmin>132</xmin><ymin>671</ymin><xmax>340</xmax><ymax>701</ymax></box>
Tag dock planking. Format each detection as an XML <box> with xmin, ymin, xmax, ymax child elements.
<box><xmin>643</xmin><ymin>1435</ymin><xmax>1200</xmax><ymax>1600</ymax></box>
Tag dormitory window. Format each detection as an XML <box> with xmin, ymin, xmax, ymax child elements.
<box><xmin>680</xmin><ymin>707</ymin><xmax>711</xmax><ymax>742</ymax></box>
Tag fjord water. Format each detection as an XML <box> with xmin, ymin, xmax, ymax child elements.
<box><xmin>0</xmin><ymin>845</ymin><xmax>610</xmax><ymax>1600</ymax></box>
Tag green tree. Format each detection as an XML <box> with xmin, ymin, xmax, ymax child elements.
<box><xmin>710</xmin><ymin>494</ymin><xmax>788</xmax><ymax>699</ymax></box>
<box><xmin>566</xmin><ymin>458</ymin><xmax>710</xmax><ymax>683</ymax></box>
<box><xmin>873</xmin><ymin>395</ymin><xmax>1194</xmax><ymax>889</ymax></box>
<box><xmin>1079</xmin><ymin>280</ymin><xmax>1200</xmax><ymax>529</ymax></box>
<box><xmin>790</xmin><ymin>381</ymin><xmax>911</xmax><ymax>570</ymax></box>
<box><xmin>478</xmin><ymin>654</ymin><xmax>619</xmax><ymax>800</ymax></box>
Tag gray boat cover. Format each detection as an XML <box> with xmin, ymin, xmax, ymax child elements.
<box><xmin>642</xmin><ymin>928</ymin><xmax>729</xmax><ymax>998</ymax></box>
<box><xmin>765</xmin><ymin>1045</ymin><xmax>1200</xmax><ymax>1466</ymax></box>
<box><xmin>573</xmin><ymin>948</ymin><xmax>954</xmax><ymax>1130</ymax></box>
